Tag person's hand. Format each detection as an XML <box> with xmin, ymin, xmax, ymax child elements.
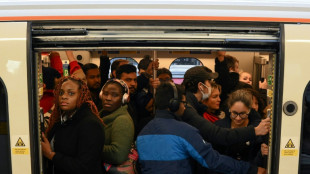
<box><xmin>154</xmin><ymin>58</ymin><xmax>159</xmax><ymax>70</ymax></box>
<box><xmin>65</xmin><ymin>51</ymin><xmax>75</xmax><ymax>62</ymax></box>
<box><xmin>261</xmin><ymin>143</ymin><xmax>269</xmax><ymax>156</ymax></box>
<box><xmin>257</xmin><ymin>167</ymin><xmax>267</xmax><ymax>174</ymax></box>
<box><xmin>41</xmin><ymin>133</ymin><xmax>55</xmax><ymax>160</ymax></box>
<box><xmin>149</xmin><ymin>78</ymin><xmax>160</xmax><ymax>90</ymax></box>
<box><xmin>145</xmin><ymin>59</ymin><xmax>159</xmax><ymax>76</ymax></box>
<box><xmin>145</xmin><ymin>99</ymin><xmax>154</xmax><ymax>112</ymax></box>
<box><xmin>254</xmin><ymin>117</ymin><xmax>271</xmax><ymax>136</ymax></box>
<box><xmin>259</xmin><ymin>79</ymin><xmax>268</xmax><ymax>89</ymax></box>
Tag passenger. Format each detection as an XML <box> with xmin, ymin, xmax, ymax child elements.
<box><xmin>202</xmin><ymin>81</ymin><xmax>225</xmax><ymax>123</ymax></box>
<box><xmin>137</xmin><ymin>55</ymin><xmax>151</xmax><ymax>75</ymax></box>
<box><xmin>65</xmin><ymin>51</ymin><xmax>86</xmax><ymax>83</ymax></box>
<box><xmin>181</xmin><ymin>66</ymin><xmax>271</xmax><ymax>146</ymax></box>
<box><xmin>99</xmin><ymin>51</ymin><xmax>111</xmax><ymax>87</ymax></box>
<box><xmin>115</xmin><ymin>64</ymin><xmax>139</xmax><ymax>138</ymax></box>
<box><xmin>40</xmin><ymin>66</ymin><xmax>61</xmax><ymax>114</ymax></box>
<box><xmin>82</xmin><ymin>63</ymin><xmax>102</xmax><ymax>111</ymax></box>
<box><xmin>244</xmin><ymin>88</ymin><xmax>266</xmax><ymax>119</ymax></box>
<box><xmin>136</xmin><ymin>56</ymin><xmax>160</xmax><ymax>132</ymax></box>
<box><xmin>49</xmin><ymin>51</ymin><xmax>64</xmax><ymax>75</ymax></box>
<box><xmin>157</xmin><ymin>67</ymin><xmax>173</xmax><ymax>82</ymax></box>
<box><xmin>49</xmin><ymin>51</ymin><xmax>84</xmax><ymax>77</ymax></box>
<box><xmin>137</xmin><ymin>82</ymin><xmax>266</xmax><ymax>174</ymax></box>
<box><xmin>110</xmin><ymin>59</ymin><xmax>129</xmax><ymax>79</ymax></box>
<box><xmin>137</xmin><ymin>56</ymin><xmax>159</xmax><ymax>92</ymax></box>
<box><xmin>214</xmin><ymin>89</ymin><xmax>263</xmax><ymax>164</ymax></box>
<box><xmin>300</xmin><ymin>83</ymin><xmax>310</xmax><ymax>174</ymax></box>
<box><xmin>239</xmin><ymin>71</ymin><xmax>253</xmax><ymax>85</ymax></box>
<box><xmin>214</xmin><ymin>52</ymin><xmax>240</xmax><ymax>109</ymax></box>
<box><xmin>41</xmin><ymin>76</ymin><xmax>105</xmax><ymax>174</ymax></box>
<box><xmin>99</xmin><ymin>79</ymin><xmax>135</xmax><ymax>170</ymax></box>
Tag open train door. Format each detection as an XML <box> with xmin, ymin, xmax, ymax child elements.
<box><xmin>277</xmin><ymin>24</ymin><xmax>310</xmax><ymax>174</ymax></box>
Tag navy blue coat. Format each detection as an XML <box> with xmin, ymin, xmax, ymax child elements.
<box><xmin>137</xmin><ymin>110</ymin><xmax>257</xmax><ymax>174</ymax></box>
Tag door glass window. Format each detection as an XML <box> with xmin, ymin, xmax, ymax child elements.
<box><xmin>169</xmin><ymin>57</ymin><xmax>203</xmax><ymax>84</ymax></box>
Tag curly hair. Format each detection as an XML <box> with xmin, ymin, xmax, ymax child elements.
<box><xmin>46</xmin><ymin>76</ymin><xmax>102</xmax><ymax>136</ymax></box>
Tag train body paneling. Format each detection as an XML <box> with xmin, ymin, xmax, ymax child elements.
<box><xmin>0</xmin><ymin>1</ymin><xmax>310</xmax><ymax>23</ymax></box>
<box><xmin>279</xmin><ymin>24</ymin><xmax>310</xmax><ymax>174</ymax></box>
<box><xmin>0</xmin><ymin>22</ymin><xmax>32</xmax><ymax>174</ymax></box>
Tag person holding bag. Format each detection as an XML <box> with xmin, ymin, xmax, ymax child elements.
<box><xmin>99</xmin><ymin>79</ymin><xmax>137</xmax><ymax>174</ymax></box>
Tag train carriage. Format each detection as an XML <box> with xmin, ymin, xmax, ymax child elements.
<box><xmin>1</xmin><ymin>1</ymin><xmax>310</xmax><ymax>173</ymax></box>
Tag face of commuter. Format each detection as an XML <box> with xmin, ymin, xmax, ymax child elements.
<box><xmin>252</xmin><ymin>96</ymin><xmax>259</xmax><ymax>112</ymax></box>
<box><xmin>112</xmin><ymin>61</ymin><xmax>128</xmax><ymax>78</ymax></box>
<box><xmin>120</xmin><ymin>72</ymin><xmax>137</xmax><ymax>94</ymax></box>
<box><xmin>101</xmin><ymin>83</ymin><xmax>123</xmax><ymax>113</ymax></box>
<box><xmin>217</xmin><ymin>51</ymin><xmax>226</xmax><ymax>57</ymax></box>
<box><xmin>198</xmin><ymin>80</ymin><xmax>212</xmax><ymax>101</ymax></box>
<box><xmin>239</xmin><ymin>72</ymin><xmax>252</xmax><ymax>85</ymax></box>
<box><xmin>174</xmin><ymin>95</ymin><xmax>187</xmax><ymax>117</ymax></box>
<box><xmin>85</xmin><ymin>68</ymin><xmax>101</xmax><ymax>90</ymax></box>
<box><xmin>229</xmin><ymin>101</ymin><xmax>250</xmax><ymax>127</ymax></box>
<box><xmin>158</xmin><ymin>73</ymin><xmax>172</xmax><ymax>83</ymax></box>
<box><xmin>59</xmin><ymin>80</ymin><xmax>80</xmax><ymax>112</ymax></box>
<box><xmin>233</xmin><ymin>62</ymin><xmax>239</xmax><ymax>73</ymax></box>
<box><xmin>203</xmin><ymin>88</ymin><xmax>221</xmax><ymax>113</ymax></box>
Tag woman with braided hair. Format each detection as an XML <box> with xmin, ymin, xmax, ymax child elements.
<box><xmin>41</xmin><ymin>76</ymin><xmax>105</xmax><ymax>174</ymax></box>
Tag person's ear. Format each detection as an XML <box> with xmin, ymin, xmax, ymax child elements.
<box><xmin>112</xmin><ymin>70</ymin><xmax>116</xmax><ymax>78</ymax></box>
<box><xmin>198</xmin><ymin>82</ymin><xmax>203</xmax><ymax>91</ymax></box>
<box><xmin>229</xmin><ymin>67</ymin><xmax>234</xmax><ymax>72</ymax></box>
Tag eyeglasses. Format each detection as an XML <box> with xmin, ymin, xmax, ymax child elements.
<box><xmin>230</xmin><ymin>110</ymin><xmax>250</xmax><ymax>119</ymax></box>
<box><xmin>180</xmin><ymin>101</ymin><xmax>188</xmax><ymax>107</ymax></box>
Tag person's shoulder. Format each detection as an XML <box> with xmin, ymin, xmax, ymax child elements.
<box><xmin>214</xmin><ymin>117</ymin><xmax>230</xmax><ymax>128</ymax></box>
<box><xmin>167</xmin><ymin>118</ymin><xmax>201</xmax><ymax>137</ymax></box>
<box><xmin>114</xmin><ymin>112</ymin><xmax>134</xmax><ymax>126</ymax></box>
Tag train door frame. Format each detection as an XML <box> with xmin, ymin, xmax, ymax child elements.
<box><xmin>31</xmin><ymin>21</ymin><xmax>310</xmax><ymax>174</ymax></box>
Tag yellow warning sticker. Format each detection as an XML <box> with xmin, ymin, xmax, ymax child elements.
<box><xmin>285</xmin><ymin>139</ymin><xmax>295</xmax><ymax>148</ymax></box>
<box><xmin>281</xmin><ymin>138</ymin><xmax>298</xmax><ymax>156</ymax></box>
<box><xmin>281</xmin><ymin>149</ymin><xmax>298</xmax><ymax>156</ymax></box>
<box><xmin>15</xmin><ymin>137</ymin><xmax>26</xmax><ymax>146</ymax></box>
<box><xmin>12</xmin><ymin>148</ymin><xmax>29</xmax><ymax>155</ymax></box>
<box><xmin>12</xmin><ymin>136</ymin><xmax>29</xmax><ymax>155</ymax></box>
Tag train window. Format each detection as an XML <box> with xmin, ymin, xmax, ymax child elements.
<box><xmin>169</xmin><ymin>57</ymin><xmax>203</xmax><ymax>84</ymax></box>
<box><xmin>0</xmin><ymin>78</ymin><xmax>11</xmax><ymax>174</ymax></box>
<box><xmin>109</xmin><ymin>57</ymin><xmax>139</xmax><ymax>77</ymax></box>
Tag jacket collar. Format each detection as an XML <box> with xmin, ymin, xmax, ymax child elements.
<box><xmin>99</xmin><ymin>105</ymin><xmax>129</xmax><ymax>123</ymax></box>
<box><xmin>155</xmin><ymin>109</ymin><xmax>181</xmax><ymax>120</ymax></box>
<box><xmin>186</xmin><ymin>91</ymin><xmax>207</xmax><ymax>116</ymax></box>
